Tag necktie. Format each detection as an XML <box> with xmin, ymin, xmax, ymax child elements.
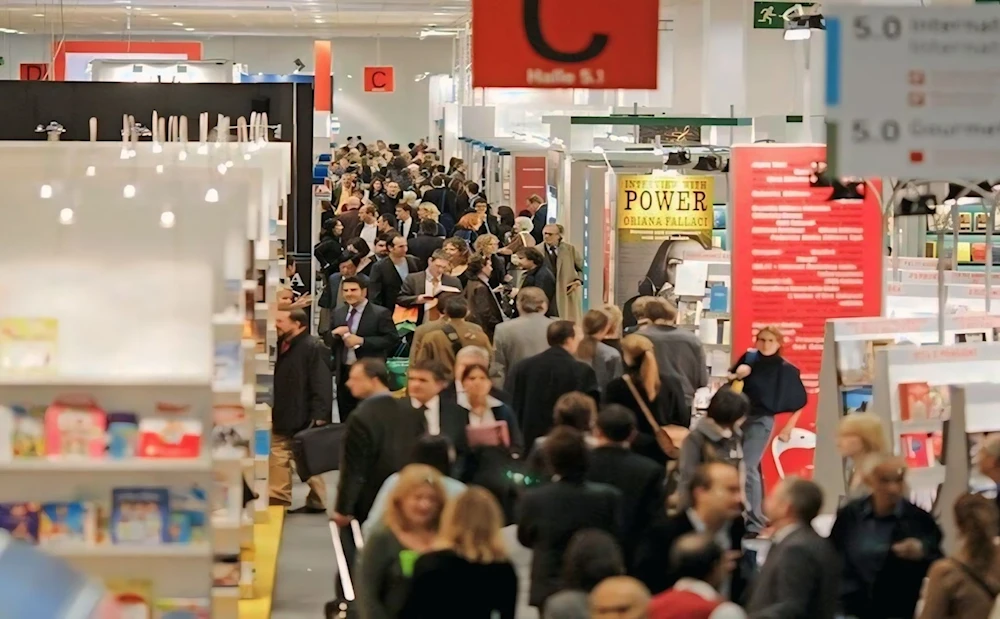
<box><xmin>347</xmin><ymin>307</ymin><xmax>358</xmax><ymax>332</ymax></box>
<box><xmin>279</xmin><ymin>340</ymin><xmax>290</xmax><ymax>355</ymax></box>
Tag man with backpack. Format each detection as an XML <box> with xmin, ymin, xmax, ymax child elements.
<box><xmin>410</xmin><ymin>296</ymin><xmax>492</xmax><ymax>375</ymax></box>
<box><xmin>676</xmin><ymin>390</ymin><xmax>749</xmax><ymax>509</ymax></box>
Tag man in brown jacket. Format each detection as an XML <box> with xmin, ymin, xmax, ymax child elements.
<box><xmin>410</xmin><ymin>296</ymin><xmax>492</xmax><ymax>374</ymax></box>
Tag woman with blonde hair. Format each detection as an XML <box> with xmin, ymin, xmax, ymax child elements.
<box><xmin>416</xmin><ymin>201</ymin><xmax>447</xmax><ymax>237</ymax></box>
<box><xmin>837</xmin><ymin>412</ymin><xmax>888</xmax><ymax>498</ymax></box>
<box><xmin>474</xmin><ymin>233</ymin><xmax>507</xmax><ymax>288</ymax></box>
<box><xmin>401</xmin><ymin>488</ymin><xmax>518</xmax><ymax>618</ymax></box>
<box><xmin>601</xmin><ymin>304</ymin><xmax>624</xmax><ymax>353</ymax></box>
<box><xmin>729</xmin><ymin>324</ymin><xmax>807</xmax><ymax>536</ymax></box>
<box><xmin>359</xmin><ymin>464</ymin><xmax>446</xmax><ymax>619</ymax></box>
<box><xmin>603</xmin><ymin>334</ymin><xmax>688</xmax><ymax>465</ymax></box>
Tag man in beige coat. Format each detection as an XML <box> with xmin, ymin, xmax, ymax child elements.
<box><xmin>542</xmin><ymin>224</ymin><xmax>584</xmax><ymax>323</ymax></box>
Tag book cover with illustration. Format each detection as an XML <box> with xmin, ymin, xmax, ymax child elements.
<box><xmin>168</xmin><ymin>486</ymin><xmax>207</xmax><ymax>544</ymax></box>
<box><xmin>837</xmin><ymin>339</ymin><xmax>894</xmax><ymax>386</ymax></box>
<box><xmin>107</xmin><ymin>412</ymin><xmax>139</xmax><ymax>459</ymax></box>
<box><xmin>111</xmin><ymin>488</ymin><xmax>169</xmax><ymax>545</ymax></box>
<box><xmin>137</xmin><ymin>418</ymin><xmax>202</xmax><ymax>459</ymax></box>
<box><xmin>899</xmin><ymin>383</ymin><xmax>950</xmax><ymax>421</ymax></box>
<box><xmin>44</xmin><ymin>400</ymin><xmax>106</xmax><ymax>458</ymax></box>
<box><xmin>0</xmin><ymin>317</ymin><xmax>58</xmax><ymax>373</ymax></box>
<box><xmin>154</xmin><ymin>598</ymin><xmax>210</xmax><ymax>619</ymax></box>
<box><xmin>105</xmin><ymin>579</ymin><xmax>152</xmax><ymax>619</ymax></box>
<box><xmin>0</xmin><ymin>502</ymin><xmax>40</xmax><ymax>543</ymax></box>
<box><xmin>842</xmin><ymin>387</ymin><xmax>873</xmax><ymax>414</ymax></box>
<box><xmin>901</xmin><ymin>433</ymin><xmax>936</xmax><ymax>468</ymax></box>
<box><xmin>11</xmin><ymin>405</ymin><xmax>45</xmax><ymax>457</ymax></box>
<box><xmin>211</xmin><ymin>406</ymin><xmax>250</xmax><ymax>458</ymax></box>
<box><xmin>39</xmin><ymin>502</ymin><xmax>97</xmax><ymax>546</ymax></box>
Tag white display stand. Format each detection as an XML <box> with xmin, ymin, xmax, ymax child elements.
<box><xmin>814</xmin><ymin>314</ymin><xmax>1000</xmax><ymax>513</ymax></box>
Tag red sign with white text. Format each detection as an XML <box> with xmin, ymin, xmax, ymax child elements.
<box><xmin>730</xmin><ymin>144</ymin><xmax>883</xmax><ymax>492</ymax></box>
<box><xmin>20</xmin><ymin>63</ymin><xmax>48</xmax><ymax>80</ymax></box>
<box><xmin>363</xmin><ymin>66</ymin><xmax>395</xmax><ymax>93</ymax></box>
<box><xmin>514</xmin><ymin>156</ymin><xmax>548</xmax><ymax>214</ymax></box>
<box><xmin>471</xmin><ymin>0</ymin><xmax>659</xmax><ymax>89</ymax></box>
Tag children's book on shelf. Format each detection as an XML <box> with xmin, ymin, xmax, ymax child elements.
<box><xmin>11</xmin><ymin>405</ymin><xmax>45</xmax><ymax>457</ymax></box>
<box><xmin>212</xmin><ymin>405</ymin><xmax>251</xmax><ymax>458</ymax></box>
<box><xmin>106</xmin><ymin>578</ymin><xmax>152</xmax><ymax>619</ymax></box>
<box><xmin>708</xmin><ymin>284</ymin><xmax>728</xmax><ymax>313</ymax></box>
<box><xmin>898</xmin><ymin>382</ymin><xmax>950</xmax><ymax>421</ymax></box>
<box><xmin>842</xmin><ymin>387</ymin><xmax>873</xmax><ymax>414</ymax></box>
<box><xmin>39</xmin><ymin>502</ymin><xmax>98</xmax><ymax>546</ymax></box>
<box><xmin>677</xmin><ymin>300</ymin><xmax>702</xmax><ymax>327</ymax></box>
<box><xmin>168</xmin><ymin>486</ymin><xmax>207</xmax><ymax>544</ymax></box>
<box><xmin>901</xmin><ymin>433</ymin><xmax>938</xmax><ymax>468</ymax></box>
<box><xmin>111</xmin><ymin>488</ymin><xmax>169</xmax><ymax>545</ymax></box>
<box><xmin>0</xmin><ymin>317</ymin><xmax>58</xmax><ymax>373</ymax></box>
<box><xmin>0</xmin><ymin>502</ymin><xmax>40</xmax><ymax>543</ymax></box>
<box><xmin>154</xmin><ymin>598</ymin><xmax>210</xmax><ymax>619</ymax></box>
<box><xmin>213</xmin><ymin>341</ymin><xmax>243</xmax><ymax>391</ymax></box>
<box><xmin>959</xmin><ymin>212</ymin><xmax>973</xmax><ymax>232</ymax></box>
<box><xmin>107</xmin><ymin>412</ymin><xmax>139</xmax><ymax>459</ymax></box>
<box><xmin>137</xmin><ymin>419</ymin><xmax>202</xmax><ymax>458</ymax></box>
<box><xmin>44</xmin><ymin>398</ymin><xmax>107</xmax><ymax>458</ymax></box>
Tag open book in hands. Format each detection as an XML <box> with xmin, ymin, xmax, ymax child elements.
<box><xmin>466</xmin><ymin>421</ymin><xmax>510</xmax><ymax>448</ymax></box>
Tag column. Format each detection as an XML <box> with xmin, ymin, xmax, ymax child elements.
<box><xmin>313</xmin><ymin>40</ymin><xmax>331</xmax><ymax>148</ymax></box>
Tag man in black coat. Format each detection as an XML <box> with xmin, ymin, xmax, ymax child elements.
<box><xmin>326</xmin><ymin>276</ymin><xmax>400</xmax><ymax>421</ymax></box>
<box><xmin>368</xmin><ymin>232</ymin><xmax>419</xmax><ymax>309</ymax></box>
<box><xmin>422</xmin><ymin>173</ymin><xmax>458</xmax><ymax>223</ymax></box>
<box><xmin>331</xmin><ymin>359</ymin><xmax>427</xmax><ymax>527</ymax></box>
<box><xmin>508</xmin><ymin>320</ymin><xmax>599</xmax><ymax>447</ymax></box>
<box><xmin>746</xmin><ymin>477</ymin><xmax>839</xmax><ymax>619</ymax></box>
<box><xmin>396</xmin><ymin>249</ymin><xmax>463</xmax><ymax>326</ymax></box>
<box><xmin>407</xmin><ymin>219</ymin><xmax>446</xmax><ymax>271</ymax></box>
<box><xmin>587</xmin><ymin>405</ymin><xmax>665</xmax><ymax>565</ymax></box>
<box><xmin>633</xmin><ymin>462</ymin><xmax>748</xmax><ymax>601</ymax></box>
<box><xmin>516</xmin><ymin>247</ymin><xmax>558</xmax><ymax>317</ymax></box>
<box><xmin>271</xmin><ymin>309</ymin><xmax>333</xmax><ymax>513</ymax></box>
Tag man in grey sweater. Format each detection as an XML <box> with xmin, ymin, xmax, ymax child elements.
<box><xmin>637</xmin><ymin>299</ymin><xmax>708</xmax><ymax>408</ymax></box>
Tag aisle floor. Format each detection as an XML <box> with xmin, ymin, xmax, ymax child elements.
<box><xmin>271</xmin><ymin>474</ymin><xmax>539</xmax><ymax>619</ymax></box>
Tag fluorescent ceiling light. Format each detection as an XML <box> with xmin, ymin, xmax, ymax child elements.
<box><xmin>33</xmin><ymin>13</ymin><xmax>44</xmax><ymax>17</ymax></box>
<box><xmin>419</xmin><ymin>28</ymin><xmax>459</xmax><ymax>38</ymax></box>
<box><xmin>185</xmin><ymin>27</ymin><xmax>195</xmax><ymax>31</ymax></box>
<box><xmin>172</xmin><ymin>21</ymin><xmax>183</xmax><ymax>26</ymax></box>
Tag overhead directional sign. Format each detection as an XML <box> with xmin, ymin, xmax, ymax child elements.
<box><xmin>826</xmin><ymin>6</ymin><xmax>1000</xmax><ymax>178</ymax></box>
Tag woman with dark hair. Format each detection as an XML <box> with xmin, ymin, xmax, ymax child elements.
<box><xmin>543</xmin><ymin>529</ymin><xmax>626</xmax><ymax>619</ymax></box>
<box><xmin>575</xmin><ymin>309</ymin><xmax>624</xmax><ymax>390</ymax></box>
<box><xmin>451</xmin><ymin>177</ymin><xmax>471</xmax><ymax>216</ymax></box>
<box><xmin>463</xmin><ymin>255</ymin><xmax>505</xmax><ymax>341</ymax></box>
<box><xmin>497</xmin><ymin>206</ymin><xmax>516</xmax><ymax>245</ymax></box>
<box><xmin>314</xmin><ymin>218</ymin><xmax>344</xmax><ymax>279</ymax></box>
<box><xmin>346</xmin><ymin>237</ymin><xmax>375</xmax><ymax>277</ymax></box>
<box><xmin>369</xmin><ymin>176</ymin><xmax>386</xmax><ymax>201</ymax></box>
<box><xmin>918</xmin><ymin>493</ymin><xmax>1000</xmax><ymax>619</ymax></box>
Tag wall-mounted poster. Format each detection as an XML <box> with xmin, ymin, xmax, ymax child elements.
<box><xmin>614</xmin><ymin>174</ymin><xmax>714</xmax><ymax>306</ymax></box>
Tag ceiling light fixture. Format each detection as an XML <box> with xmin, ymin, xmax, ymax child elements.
<box><xmin>86</xmin><ymin>166</ymin><xmax>96</xmax><ymax>177</ymax></box>
<box><xmin>159</xmin><ymin>211</ymin><xmax>176</xmax><ymax>228</ymax></box>
<box><xmin>184</xmin><ymin>27</ymin><xmax>195</xmax><ymax>31</ymax></box>
<box><xmin>204</xmin><ymin>188</ymin><xmax>219</xmax><ymax>203</ymax></box>
<box><xmin>123</xmin><ymin>184</ymin><xmax>136</xmax><ymax>198</ymax></box>
<box><xmin>40</xmin><ymin>184</ymin><xmax>53</xmax><ymax>199</ymax></box>
<box><xmin>783</xmin><ymin>13</ymin><xmax>825</xmax><ymax>41</ymax></box>
<box><xmin>33</xmin><ymin>13</ymin><xmax>44</xmax><ymax>18</ymax></box>
<box><xmin>59</xmin><ymin>208</ymin><xmax>74</xmax><ymax>225</ymax></box>
<box><xmin>172</xmin><ymin>22</ymin><xmax>183</xmax><ymax>26</ymax></box>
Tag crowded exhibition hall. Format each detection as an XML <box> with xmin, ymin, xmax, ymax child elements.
<box><xmin>1</xmin><ymin>1</ymin><xmax>999</xmax><ymax>619</ymax></box>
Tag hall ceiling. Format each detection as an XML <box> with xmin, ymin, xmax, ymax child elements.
<box><xmin>0</xmin><ymin>0</ymin><xmax>470</xmax><ymax>36</ymax></box>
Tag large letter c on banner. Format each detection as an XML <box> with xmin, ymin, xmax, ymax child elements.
<box><xmin>372</xmin><ymin>70</ymin><xmax>387</xmax><ymax>89</ymax></box>
<box><xmin>523</xmin><ymin>0</ymin><xmax>608</xmax><ymax>63</ymax></box>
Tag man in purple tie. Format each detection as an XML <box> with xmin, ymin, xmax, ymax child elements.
<box><xmin>327</xmin><ymin>276</ymin><xmax>401</xmax><ymax>421</ymax></box>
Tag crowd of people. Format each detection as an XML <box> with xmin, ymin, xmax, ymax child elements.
<box><xmin>263</xmin><ymin>137</ymin><xmax>1000</xmax><ymax>619</ymax></box>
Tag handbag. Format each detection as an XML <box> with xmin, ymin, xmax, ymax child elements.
<box><xmin>291</xmin><ymin>422</ymin><xmax>347</xmax><ymax>482</ymax></box>
<box><xmin>622</xmin><ymin>374</ymin><xmax>689</xmax><ymax>459</ymax></box>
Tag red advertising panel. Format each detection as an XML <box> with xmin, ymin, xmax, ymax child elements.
<box><xmin>731</xmin><ymin>144</ymin><xmax>883</xmax><ymax>492</ymax></box>
<box><xmin>363</xmin><ymin>66</ymin><xmax>395</xmax><ymax>93</ymax></box>
<box><xmin>471</xmin><ymin>0</ymin><xmax>659</xmax><ymax>89</ymax></box>
<box><xmin>20</xmin><ymin>63</ymin><xmax>48</xmax><ymax>80</ymax></box>
<box><xmin>514</xmin><ymin>155</ymin><xmax>547</xmax><ymax>213</ymax></box>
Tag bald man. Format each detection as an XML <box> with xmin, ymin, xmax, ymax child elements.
<box><xmin>590</xmin><ymin>576</ymin><xmax>651</xmax><ymax>619</ymax></box>
<box><xmin>978</xmin><ymin>433</ymin><xmax>1000</xmax><ymax>513</ymax></box>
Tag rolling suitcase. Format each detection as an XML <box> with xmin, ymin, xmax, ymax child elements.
<box><xmin>324</xmin><ymin>520</ymin><xmax>365</xmax><ymax>619</ymax></box>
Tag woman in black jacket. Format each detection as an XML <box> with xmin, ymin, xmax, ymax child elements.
<box><xmin>729</xmin><ymin>325</ymin><xmax>807</xmax><ymax>535</ymax></box>
<box><xmin>463</xmin><ymin>255</ymin><xmax>504</xmax><ymax>341</ymax></box>
<box><xmin>603</xmin><ymin>334</ymin><xmax>687</xmax><ymax>466</ymax></box>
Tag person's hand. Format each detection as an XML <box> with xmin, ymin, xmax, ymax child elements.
<box><xmin>313</xmin><ymin>420</ymin><xmax>328</xmax><ymax>427</ymax></box>
<box><xmin>330</xmin><ymin>512</ymin><xmax>353</xmax><ymax>527</ymax></box>
<box><xmin>892</xmin><ymin>538</ymin><xmax>925</xmax><ymax>560</ymax></box>
<box><xmin>777</xmin><ymin>423</ymin><xmax>794</xmax><ymax>443</ymax></box>
<box><xmin>344</xmin><ymin>334</ymin><xmax>363</xmax><ymax>348</ymax></box>
<box><xmin>511</xmin><ymin>288</ymin><xmax>520</xmax><ymax>296</ymax></box>
<box><xmin>734</xmin><ymin>364</ymin><xmax>752</xmax><ymax>379</ymax></box>
<box><xmin>567</xmin><ymin>280</ymin><xmax>582</xmax><ymax>293</ymax></box>
<box><xmin>416</xmin><ymin>294</ymin><xmax>433</xmax><ymax>304</ymax></box>
<box><xmin>331</xmin><ymin>326</ymin><xmax>350</xmax><ymax>337</ymax></box>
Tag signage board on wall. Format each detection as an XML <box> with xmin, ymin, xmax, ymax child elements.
<box><xmin>752</xmin><ymin>2</ymin><xmax>816</xmax><ymax>29</ymax></box>
<box><xmin>20</xmin><ymin>63</ymin><xmax>48</xmax><ymax>81</ymax></box>
<box><xmin>470</xmin><ymin>0</ymin><xmax>659</xmax><ymax>89</ymax></box>
<box><xmin>826</xmin><ymin>5</ymin><xmax>1000</xmax><ymax>177</ymax></box>
<box><xmin>614</xmin><ymin>175</ymin><xmax>714</xmax><ymax>305</ymax></box>
<box><xmin>513</xmin><ymin>155</ymin><xmax>548</xmax><ymax>215</ymax></box>
<box><xmin>730</xmin><ymin>144</ymin><xmax>883</xmax><ymax>492</ymax></box>
<box><xmin>363</xmin><ymin>66</ymin><xmax>395</xmax><ymax>93</ymax></box>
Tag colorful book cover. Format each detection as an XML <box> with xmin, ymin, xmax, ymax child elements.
<box><xmin>842</xmin><ymin>387</ymin><xmax>873</xmax><ymax>414</ymax></box>
<box><xmin>105</xmin><ymin>579</ymin><xmax>152</xmax><ymax>619</ymax></box>
<box><xmin>213</xmin><ymin>341</ymin><xmax>243</xmax><ymax>391</ymax></box>
<box><xmin>972</xmin><ymin>243</ymin><xmax>988</xmax><ymax>263</ymax></box>
<box><xmin>39</xmin><ymin>502</ymin><xmax>97</xmax><ymax>546</ymax></box>
<box><xmin>111</xmin><ymin>488</ymin><xmax>169</xmax><ymax>545</ymax></box>
<box><xmin>137</xmin><ymin>419</ymin><xmax>202</xmax><ymax>459</ymax></box>
<box><xmin>708</xmin><ymin>285</ymin><xmax>728</xmax><ymax>313</ymax></box>
<box><xmin>168</xmin><ymin>486</ymin><xmax>207</xmax><ymax>544</ymax></box>
<box><xmin>901</xmin><ymin>433</ymin><xmax>935</xmax><ymax>468</ymax></box>
<box><xmin>254</xmin><ymin>427</ymin><xmax>270</xmax><ymax>458</ymax></box>
<box><xmin>154</xmin><ymin>598</ymin><xmax>210</xmax><ymax>619</ymax></box>
<box><xmin>107</xmin><ymin>412</ymin><xmax>139</xmax><ymax>460</ymax></box>
<box><xmin>212</xmin><ymin>555</ymin><xmax>241</xmax><ymax>587</ymax></box>
<box><xmin>0</xmin><ymin>317</ymin><xmax>58</xmax><ymax>373</ymax></box>
<box><xmin>957</xmin><ymin>242</ymin><xmax>972</xmax><ymax>263</ymax></box>
<box><xmin>11</xmin><ymin>405</ymin><xmax>45</xmax><ymax>457</ymax></box>
<box><xmin>212</xmin><ymin>406</ymin><xmax>250</xmax><ymax>459</ymax></box>
<box><xmin>899</xmin><ymin>382</ymin><xmax>933</xmax><ymax>421</ymax></box>
<box><xmin>0</xmin><ymin>502</ymin><xmax>40</xmax><ymax>543</ymax></box>
<box><xmin>975</xmin><ymin>212</ymin><xmax>989</xmax><ymax>232</ymax></box>
<box><xmin>44</xmin><ymin>401</ymin><xmax>106</xmax><ymax>458</ymax></box>
<box><xmin>959</xmin><ymin>212</ymin><xmax>973</xmax><ymax>232</ymax></box>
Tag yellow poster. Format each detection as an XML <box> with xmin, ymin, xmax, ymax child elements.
<box><xmin>617</xmin><ymin>175</ymin><xmax>714</xmax><ymax>246</ymax></box>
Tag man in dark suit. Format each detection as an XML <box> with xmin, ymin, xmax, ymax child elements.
<box><xmin>396</xmin><ymin>249</ymin><xmax>462</xmax><ymax>325</ymax></box>
<box><xmin>326</xmin><ymin>276</ymin><xmax>400</xmax><ymax>421</ymax></box>
<box><xmin>324</xmin><ymin>255</ymin><xmax>369</xmax><ymax>314</ymax></box>
<box><xmin>406</xmin><ymin>359</ymin><xmax>469</xmax><ymax>461</ymax></box>
<box><xmin>336</xmin><ymin>195</ymin><xmax>363</xmax><ymax>240</ymax></box>
<box><xmin>587</xmin><ymin>405</ymin><xmax>665</xmax><ymax>565</ymax></box>
<box><xmin>407</xmin><ymin>219</ymin><xmax>445</xmax><ymax>270</ymax></box>
<box><xmin>746</xmin><ymin>477</ymin><xmax>839</xmax><ymax>619</ymax></box>
<box><xmin>394</xmin><ymin>203</ymin><xmax>418</xmax><ymax>240</ymax></box>
<box><xmin>422</xmin><ymin>173</ymin><xmax>458</xmax><ymax>223</ymax></box>
<box><xmin>526</xmin><ymin>193</ymin><xmax>548</xmax><ymax>244</ymax></box>
<box><xmin>508</xmin><ymin>320</ymin><xmax>599</xmax><ymax>447</ymax></box>
<box><xmin>517</xmin><ymin>247</ymin><xmax>558</xmax><ymax>317</ymax></box>
<box><xmin>648</xmin><ymin>533</ymin><xmax>746</xmax><ymax>618</ymax></box>
<box><xmin>270</xmin><ymin>309</ymin><xmax>333</xmax><ymax>513</ymax></box>
<box><xmin>331</xmin><ymin>359</ymin><xmax>426</xmax><ymax>527</ymax></box>
<box><xmin>369</xmin><ymin>233</ymin><xmax>418</xmax><ymax>309</ymax></box>
<box><xmin>633</xmin><ymin>462</ymin><xmax>747</xmax><ymax>600</ymax></box>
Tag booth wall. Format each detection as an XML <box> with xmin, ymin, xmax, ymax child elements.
<box><xmin>0</xmin><ymin>80</ymin><xmax>313</xmax><ymax>253</ymax></box>
<box><xmin>0</xmin><ymin>35</ymin><xmax>452</xmax><ymax>142</ymax></box>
